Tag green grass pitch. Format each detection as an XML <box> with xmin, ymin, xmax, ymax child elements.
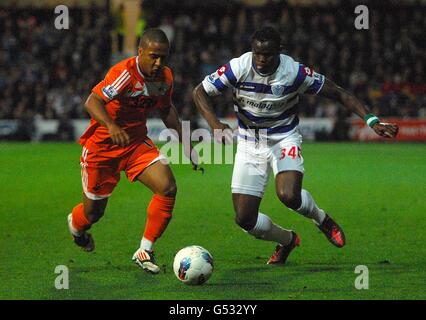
<box><xmin>0</xmin><ymin>142</ymin><xmax>425</xmax><ymax>300</ymax></box>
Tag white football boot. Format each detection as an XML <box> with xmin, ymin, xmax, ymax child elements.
<box><xmin>132</xmin><ymin>248</ymin><xmax>160</xmax><ymax>274</ymax></box>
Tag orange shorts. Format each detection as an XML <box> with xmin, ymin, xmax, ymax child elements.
<box><xmin>80</xmin><ymin>138</ymin><xmax>166</xmax><ymax>200</ymax></box>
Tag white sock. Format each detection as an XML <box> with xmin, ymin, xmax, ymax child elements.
<box><xmin>247</xmin><ymin>212</ymin><xmax>293</xmax><ymax>246</ymax></box>
<box><xmin>294</xmin><ymin>189</ymin><xmax>326</xmax><ymax>225</ymax></box>
<box><xmin>140</xmin><ymin>237</ymin><xmax>153</xmax><ymax>252</ymax></box>
<box><xmin>68</xmin><ymin>214</ymin><xmax>82</xmax><ymax>237</ymax></box>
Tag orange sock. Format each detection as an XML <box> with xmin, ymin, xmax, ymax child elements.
<box><xmin>143</xmin><ymin>194</ymin><xmax>175</xmax><ymax>243</ymax></box>
<box><xmin>71</xmin><ymin>203</ymin><xmax>91</xmax><ymax>231</ymax></box>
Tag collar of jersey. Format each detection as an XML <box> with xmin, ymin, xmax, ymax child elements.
<box><xmin>135</xmin><ymin>56</ymin><xmax>156</xmax><ymax>81</ymax></box>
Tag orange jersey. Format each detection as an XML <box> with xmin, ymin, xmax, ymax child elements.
<box><xmin>80</xmin><ymin>56</ymin><xmax>173</xmax><ymax>148</ymax></box>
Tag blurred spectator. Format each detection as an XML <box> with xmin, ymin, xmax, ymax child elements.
<box><xmin>330</xmin><ymin>108</ymin><xmax>351</xmax><ymax>141</ymax></box>
<box><xmin>135</xmin><ymin>3</ymin><xmax>147</xmax><ymax>48</ymax></box>
<box><xmin>56</xmin><ymin>114</ymin><xmax>75</xmax><ymax>141</ymax></box>
<box><xmin>113</xmin><ymin>3</ymin><xmax>125</xmax><ymax>54</ymax></box>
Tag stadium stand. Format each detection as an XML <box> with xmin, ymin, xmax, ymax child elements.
<box><xmin>0</xmin><ymin>0</ymin><xmax>425</xmax><ymax>140</ymax></box>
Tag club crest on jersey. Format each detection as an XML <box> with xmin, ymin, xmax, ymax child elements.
<box><xmin>271</xmin><ymin>84</ymin><xmax>285</xmax><ymax>96</ymax></box>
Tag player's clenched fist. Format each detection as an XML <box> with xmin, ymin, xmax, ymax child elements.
<box><xmin>107</xmin><ymin>123</ymin><xmax>130</xmax><ymax>147</ymax></box>
<box><xmin>372</xmin><ymin>122</ymin><xmax>399</xmax><ymax>139</ymax></box>
<box><xmin>212</xmin><ymin>122</ymin><xmax>234</xmax><ymax>145</ymax></box>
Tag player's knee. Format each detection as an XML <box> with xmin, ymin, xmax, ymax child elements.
<box><xmin>235</xmin><ymin>214</ymin><xmax>257</xmax><ymax>231</ymax></box>
<box><xmin>277</xmin><ymin>190</ymin><xmax>301</xmax><ymax>210</ymax></box>
<box><xmin>159</xmin><ymin>182</ymin><xmax>177</xmax><ymax>197</ymax></box>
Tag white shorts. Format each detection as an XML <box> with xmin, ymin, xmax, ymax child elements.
<box><xmin>231</xmin><ymin>130</ymin><xmax>304</xmax><ymax>198</ymax></box>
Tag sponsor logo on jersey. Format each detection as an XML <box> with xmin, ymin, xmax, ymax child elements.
<box><xmin>239</xmin><ymin>83</ymin><xmax>256</xmax><ymax>90</ymax></box>
<box><xmin>208</xmin><ymin>72</ymin><xmax>220</xmax><ymax>84</ymax></box>
<box><xmin>238</xmin><ymin>97</ymin><xmax>291</xmax><ymax>111</ymax></box>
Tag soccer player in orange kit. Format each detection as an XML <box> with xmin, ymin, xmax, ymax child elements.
<box><xmin>67</xmin><ymin>28</ymin><xmax>198</xmax><ymax>274</ymax></box>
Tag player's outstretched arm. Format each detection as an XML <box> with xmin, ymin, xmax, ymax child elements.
<box><xmin>159</xmin><ymin>104</ymin><xmax>203</xmax><ymax>173</ymax></box>
<box><xmin>317</xmin><ymin>78</ymin><xmax>398</xmax><ymax>138</ymax></box>
<box><xmin>192</xmin><ymin>84</ymin><xmax>233</xmax><ymax>144</ymax></box>
<box><xmin>84</xmin><ymin>93</ymin><xmax>130</xmax><ymax>146</ymax></box>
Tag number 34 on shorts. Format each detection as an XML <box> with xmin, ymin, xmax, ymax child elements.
<box><xmin>279</xmin><ymin>146</ymin><xmax>301</xmax><ymax>160</ymax></box>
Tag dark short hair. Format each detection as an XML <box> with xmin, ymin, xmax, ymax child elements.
<box><xmin>139</xmin><ymin>28</ymin><xmax>169</xmax><ymax>48</ymax></box>
<box><xmin>251</xmin><ymin>26</ymin><xmax>281</xmax><ymax>50</ymax></box>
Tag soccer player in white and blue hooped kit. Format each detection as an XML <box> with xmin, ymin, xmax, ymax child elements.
<box><xmin>193</xmin><ymin>26</ymin><xmax>398</xmax><ymax>265</ymax></box>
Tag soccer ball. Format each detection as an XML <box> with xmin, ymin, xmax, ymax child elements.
<box><xmin>173</xmin><ymin>245</ymin><xmax>214</xmax><ymax>285</ymax></box>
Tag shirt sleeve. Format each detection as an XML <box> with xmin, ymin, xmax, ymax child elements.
<box><xmin>92</xmin><ymin>66</ymin><xmax>131</xmax><ymax>103</ymax></box>
<box><xmin>201</xmin><ymin>59</ymin><xmax>239</xmax><ymax>96</ymax></box>
<box><xmin>295</xmin><ymin>63</ymin><xmax>325</xmax><ymax>95</ymax></box>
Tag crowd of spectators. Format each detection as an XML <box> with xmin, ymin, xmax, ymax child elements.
<box><xmin>0</xmin><ymin>4</ymin><xmax>111</xmax><ymax>123</ymax></box>
<box><xmin>151</xmin><ymin>0</ymin><xmax>426</xmax><ymax>120</ymax></box>
<box><xmin>0</xmin><ymin>0</ymin><xmax>425</xmax><ymax>133</ymax></box>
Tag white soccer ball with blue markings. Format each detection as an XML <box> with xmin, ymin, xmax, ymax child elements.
<box><xmin>173</xmin><ymin>245</ymin><xmax>213</xmax><ymax>285</ymax></box>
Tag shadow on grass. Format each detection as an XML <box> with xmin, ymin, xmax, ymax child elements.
<box><xmin>226</xmin><ymin>262</ymin><xmax>348</xmax><ymax>274</ymax></box>
<box><xmin>287</xmin><ymin>261</ymin><xmax>421</xmax><ymax>274</ymax></box>
<box><xmin>45</xmin><ymin>263</ymin><xmax>169</xmax><ymax>299</ymax></box>
<box><xmin>71</xmin><ymin>264</ymin><xmax>136</xmax><ymax>273</ymax></box>
<box><xmin>44</xmin><ymin>259</ymin><xmax>422</xmax><ymax>299</ymax></box>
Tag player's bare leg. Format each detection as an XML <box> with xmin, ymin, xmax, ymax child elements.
<box><xmin>232</xmin><ymin>193</ymin><xmax>262</xmax><ymax>231</ymax></box>
<box><xmin>68</xmin><ymin>194</ymin><xmax>108</xmax><ymax>252</ymax></box>
<box><xmin>132</xmin><ymin>160</ymin><xmax>177</xmax><ymax>274</ymax></box>
<box><xmin>275</xmin><ymin>170</ymin><xmax>345</xmax><ymax>248</ymax></box>
<box><xmin>232</xmin><ymin>193</ymin><xmax>299</xmax><ymax>264</ymax></box>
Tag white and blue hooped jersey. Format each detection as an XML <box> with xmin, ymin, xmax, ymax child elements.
<box><xmin>202</xmin><ymin>52</ymin><xmax>325</xmax><ymax>141</ymax></box>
